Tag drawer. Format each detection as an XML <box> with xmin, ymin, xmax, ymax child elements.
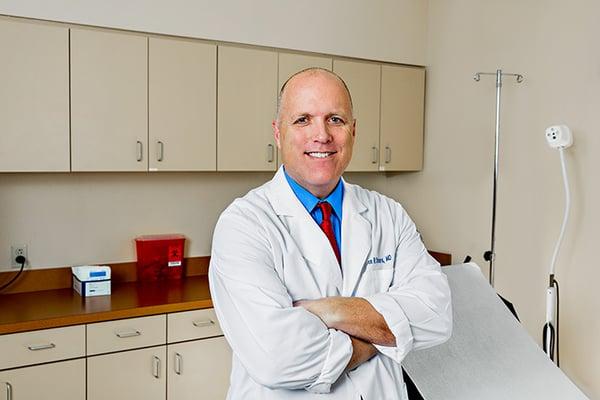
<box><xmin>167</xmin><ymin>308</ymin><xmax>223</xmax><ymax>343</ymax></box>
<box><xmin>0</xmin><ymin>325</ymin><xmax>85</xmax><ymax>370</ymax></box>
<box><xmin>87</xmin><ymin>314</ymin><xmax>166</xmax><ymax>355</ymax></box>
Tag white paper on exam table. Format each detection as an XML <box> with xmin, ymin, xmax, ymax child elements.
<box><xmin>402</xmin><ymin>263</ymin><xmax>589</xmax><ymax>400</ymax></box>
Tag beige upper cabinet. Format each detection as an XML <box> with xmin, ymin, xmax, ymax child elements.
<box><xmin>0</xmin><ymin>18</ymin><xmax>70</xmax><ymax>172</ymax></box>
<box><xmin>149</xmin><ymin>37</ymin><xmax>217</xmax><ymax>171</ymax></box>
<box><xmin>278</xmin><ymin>52</ymin><xmax>332</xmax><ymax>88</ymax></box>
<box><xmin>217</xmin><ymin>46</ymin><xmax>278</xmax><ymax>171</ymax></box>
<box><xmin>333</xmin><ymin>59</ymin><xmax>381</xmax><ymax>172</ymax></box>
<box><xmin>71</xmin><ymin>28</ymin><xmax>148</xmax><ymax>172</ymax></box>
<box><xmin>380</xmin><ymin>65</ymin><xmax>425</xmax><ymax>171</ymax></box>
<box><xmin>276</xmin><ymin>52</ymin><xmax>332</xmax><ymax>166</ymax></box>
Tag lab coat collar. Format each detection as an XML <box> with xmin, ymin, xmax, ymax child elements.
<box><xmin>267</xmin><ymin>167</ymin><xmax>371</xmax><ymax>295</ymax></box>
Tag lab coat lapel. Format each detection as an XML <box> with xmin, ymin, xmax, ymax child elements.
<box><xmin>266</xmin><ymin>168</ymin><xmax>343</xmax><ymax>289</ymax></box>
<box><xmin>341</xmin><ymin>181</ymin><xmax>372</xmax><ymax>296</ymax></box>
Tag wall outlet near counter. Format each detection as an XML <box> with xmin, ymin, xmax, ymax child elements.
<box><xmin>10</xmin><ymin>245</ymin><xmax>28</xmax><ymax>269</ymax></box>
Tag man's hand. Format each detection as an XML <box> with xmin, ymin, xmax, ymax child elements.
<box><xmin>294</xmin><ymin>297</ymin><xmax>396</xmax><ymax>347</ymax></box>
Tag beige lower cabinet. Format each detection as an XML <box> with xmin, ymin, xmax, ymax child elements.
<box><xmin>167</xmin><ymin>336</ymin><xmax>232</xmax><ymax>400</ymax></box>
<box><xmin>0</xmin><ymin>358</ymin><xmax>85</xmax><ymax>400</ymax></box>
<box><xmin>88</xmin><ymin>345</ymin><xmax>167</xmax><ymax>400</ymax></box>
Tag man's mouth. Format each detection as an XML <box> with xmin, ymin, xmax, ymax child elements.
<box><xmin>305</xmin><ymin>151</ymin><xmax>337</xmax><ymax>159</ymax></box>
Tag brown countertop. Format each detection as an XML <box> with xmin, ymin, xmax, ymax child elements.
<box><xmin>0</xmin><ymin>252</ymin><xmax>451</xmax><ymax>336</ymax></box>
<box><xmin>0</xmin><ymin>275</ymin><xmax>213</xmax><ymax>335</ymax></box>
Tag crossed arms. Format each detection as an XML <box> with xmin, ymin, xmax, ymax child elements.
<box><xmin>294</xmin><ymin>296</ymin><xmax>395</xmax><ymax>370</ymax></box>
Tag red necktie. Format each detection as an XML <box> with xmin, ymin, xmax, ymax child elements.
<box><xmin>317</xmin><ymin>202</ymin><xmax>341</xmax><ymax>265</ymax></box>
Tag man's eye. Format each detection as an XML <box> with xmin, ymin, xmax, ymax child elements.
<box><xmin>329</xmin><ymin>116</ymin><xmax>344</xmax><ymax>124</ymax></box>
<box><xmin>294</xmin><ymin>117</ymin><xmax>308</xmax><ymax>124</ymax></box>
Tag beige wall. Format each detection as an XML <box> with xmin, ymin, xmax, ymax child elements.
<box><xmin>0</xmin><ymin>172</ymin><xmax>382</xmax><ymax>268</ymax></box>
<box><xmin>368</xmin><ymin>0</ymin><xmax>598</xmax><ymax>397</ymax></box>
<box><xmin>0</xmin><ymin>0</ymin><xmax>427</xmax><ymax>65</ymax></box>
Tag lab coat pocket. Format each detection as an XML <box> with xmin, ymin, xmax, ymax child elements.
<box><xmin>357</xmin><ymin>267</ymin><xmax>394</xmax><ymax>295</ymax></box>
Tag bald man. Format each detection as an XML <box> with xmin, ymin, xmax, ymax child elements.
<box><xmin>209</xmin><ymin>68</ymin><xmax>452</xmax><ymax>399</ymax></box>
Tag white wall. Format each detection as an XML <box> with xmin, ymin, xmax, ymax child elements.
<box><xmin>371</xmin><ymin>0</ymin><xmax>598</xmax><ymax>397</ymax></box>
<box><xmin>0</xmin><ymin>0</ymin><xmax>427</xmax><ymax>65</ymax></box>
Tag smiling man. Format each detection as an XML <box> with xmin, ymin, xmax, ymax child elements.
<box><xmin>209</xmin><ymin>68</ymin><xmax>452</xmax><ymax>399</ymax></box>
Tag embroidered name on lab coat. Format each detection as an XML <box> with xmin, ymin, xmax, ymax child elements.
<box><xmin>367</xmin><ymin>254</ymin><xmax>393</xmax><ymax>265</ymax></box>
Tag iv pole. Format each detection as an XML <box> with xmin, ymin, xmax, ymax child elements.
<box><xmin>474</xmin><ymin>69</ymin><xmax>524</xmax><ymax>287</ymax></box>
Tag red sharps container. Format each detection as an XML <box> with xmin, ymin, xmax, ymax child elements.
<box><xmin>135</xmin><ymin>234</ymin><xmax>185</xmax><ymax>281</ymax></box>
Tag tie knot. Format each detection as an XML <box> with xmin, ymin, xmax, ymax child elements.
<box><xmin>317</xmin><ymin>201</ymin><xmax>332</xmax><ymax>219</ymax></box>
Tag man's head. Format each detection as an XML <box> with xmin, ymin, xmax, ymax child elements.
<box><xmin>273</xmin><ymin>68</ymin><xmax>355</xmax><ymax>199</ymax></box>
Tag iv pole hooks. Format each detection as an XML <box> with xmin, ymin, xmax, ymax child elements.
<box><xmin>474</xmin><ymin>69</ymin><xmax>524</xmax><ymax>287</ymax></box>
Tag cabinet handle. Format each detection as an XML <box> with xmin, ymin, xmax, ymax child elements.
<box><xmin>5</xmin><ymin>382</ymin><xmax>12</xmax><ymax>400</ymax></box>
<box><xmin>174</xmin><ymin>352</ymin><xmax>183</xmax><ymax>375</ymax></box>
<box><xmin>385</xmin><ymin>146</ymin><xmax>392</xmax><ymax>163</ymax></box>
<box><xmin>27</xmin><ymin>343</ymin><xmax>56</xmax><ymax>351</ymax></box>
<box><xmin>192</xmin><ymin>319</ymin><xmax>215</xmax><ymax>328</ymax></box>
<box><xmin>267</xmin><ymin>144</ymin><xmax>274</xmax><ymax>163</ymax></box>
<box><xmin>152</xmin><ymin>356</ymin><xmax>161</xmax><ymax>379</ymax></box>
<box><xmin>115</xmin><ymin>329</ymin><xmax>141</xmax><ymax>338</ymax></box>
<box><xmin>371</xmin><ymin>146</ymin><xmax>378</xmax><ymax>164</ymax></box>
<box><xmin>136</xmin><ymin>141</ymin><xmax>143</xmax><ymax>162</ymax></box>
<box><xmin>157</xmin><ymin>141</ymin><xmax>164</xmax><ymax>162</ymax></box>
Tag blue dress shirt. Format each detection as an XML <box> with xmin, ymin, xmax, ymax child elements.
<box><xmin>284</xmin><ymin>169</ymin><xmax>343</xmax><ymax>254</ymax></box>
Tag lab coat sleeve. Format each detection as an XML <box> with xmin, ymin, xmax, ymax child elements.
<box><xmin>209</xmin><ymin>204</ymin><xmax>353</xmax><ymax>393</ymax></box>
<box><xmin>363</xmin><ymin>205</ymin><xmax>452</xmax><ymax>364</ymax></box>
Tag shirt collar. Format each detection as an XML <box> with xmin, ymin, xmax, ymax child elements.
<box><xmin>284</xmin><ymin>168</ymin><xmax>344</xmax><ymax>218</ymax></box>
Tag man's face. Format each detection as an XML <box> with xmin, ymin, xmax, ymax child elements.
<box><xmin>273</xmin><ymin>71</ymin><xmax>355</xmax><ymax>198</ymax></box>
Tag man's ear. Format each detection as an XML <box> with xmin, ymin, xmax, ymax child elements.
<box><xmin>272</xmin><ymin>120</ymin><xmax>282</xmax><ymax>149</ymax></box>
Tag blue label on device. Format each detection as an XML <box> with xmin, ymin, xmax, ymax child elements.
<box><xmin>90</xmin><ymin>271</ymin><xmax>106</xmax><ymax>277</ymax></box>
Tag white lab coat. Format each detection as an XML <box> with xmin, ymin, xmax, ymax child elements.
<box><xmin>209</xmin><ymin>168</ymin><xmax>452</xmax><ymax>400</ymax></box>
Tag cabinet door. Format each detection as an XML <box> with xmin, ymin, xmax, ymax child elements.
<box><xmin>71</xmin><ymin>28</ymin><xmax>148</xmax><ymax>171</ymax></box>
<box><xmin>217</xmin><ymin>46</ymin><xmax>278</xmax><ymax>171</ymax></box>
<box><xmin>277</xmin><ymin>53</ymin><xmax>332</xmax><ymax>166</ymax></box>
<box><xmin>0</xmin><ymin>358</ymin><xmax>85</xmax><ymax>400</ymax></box>
<box><xmin>333</xmin><ymin>59</ymin><xmax>381</xmax><ymax>172</ymax></box>
<box><xmin>0</xmin><ymin>18</ymin><xmax>69</xmax><ymax>172</ymax></box>
<box><xmin>278</xmin><ymin>52</ymin><xmax>332</xmax><ymax>89</ymax></box>
<box><xmin>149</xmin><ymin>37</ymin><xmax>217</xmax><ymax>171</ymax></box>
<box><xmin>88</xmin><ymin>346</ymin><xmax>166</xmax><ymax>400</ymax></box>
<box><xmin>380</xmin><ymin>65</ymin><xmax>425</xmax><ymax>171</ymax></box>
<box><xmin>167</xmin><ymin>336</ymin><xmax>232</xmax><ymax>400</ymax></box>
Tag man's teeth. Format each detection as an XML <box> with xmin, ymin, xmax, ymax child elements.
<box><xmin>307</xmin><ymin>152</ymin><xmax>334</xmax><ymax>158</ymax></box>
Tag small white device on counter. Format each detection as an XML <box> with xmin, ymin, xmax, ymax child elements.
<box><xmin>72</xmin><ymin>265</ymin><xmax>111</xmax><ymax>297</ymax></box>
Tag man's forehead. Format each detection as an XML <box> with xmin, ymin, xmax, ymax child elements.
<box><xmin>280</xmin><ymin>70</ymin><xmax>353</xmax><ymax>114</ymax></box>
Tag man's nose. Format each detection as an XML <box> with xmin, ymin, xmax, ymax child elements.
<box><xmin>313</xmin><ymin>119</ymin><xmax>332</xmax><ymax>143</ymax></box>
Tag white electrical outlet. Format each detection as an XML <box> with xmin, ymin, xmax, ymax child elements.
<box><xmin>10</xmin><ymin>245</ymin><xmax>28</xmax><ymax>269</ymax></box>
<box><xmin>545</xmin><ymin>125</ymin><xmax>573</xmax><ymax>149</ymax></box>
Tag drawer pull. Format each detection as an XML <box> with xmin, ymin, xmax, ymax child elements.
<box><xmin>192</xmin><ymin>319</ymin><xmax>215</xmax><ymax>328</ymax></box>
<box><xmin>27</xmin><ymin>343</ymin><xmax>56</xmax><ymax>351</ymax></box>
<box><xmin>136</xmin><ymin>141</ymin><xmax>143</xmax><ymax>162</ymax></box>
<box><xmin>267</xmin><ymin>144</ymin><xmax>275</xmax><ymax>163</ymax></box>
<box><xmin>115</xmin><ymin>329</ymin><xmax>141</xmax><ymax>338</ymax></box>
<box><xmin>157</xmin><ymin>141</ymin><xmax>164</xmax><ymax>162</ymax></box>
<box><xmin>385</xmin><ymin>146</ymin><xmax>392</xmax><ymax>163</ymax></box>
<box><xmin>371</xmin><ymin>146</ymin><xmax>378</xmax><ymax>164</ymax></box>
<box><xmin>5</xmin><ymin>382</ymin><xmax>12</xmax><ymax>400</ymax></box>
<box><xmin>174</xmin><ymin>352</ymin><xmax>182</xmax><ymax>375</ymax></box>
<box><xmin>152</xmin><ymin>355</ymin><xmax>161</xmax><ymax>379</ymax></box>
